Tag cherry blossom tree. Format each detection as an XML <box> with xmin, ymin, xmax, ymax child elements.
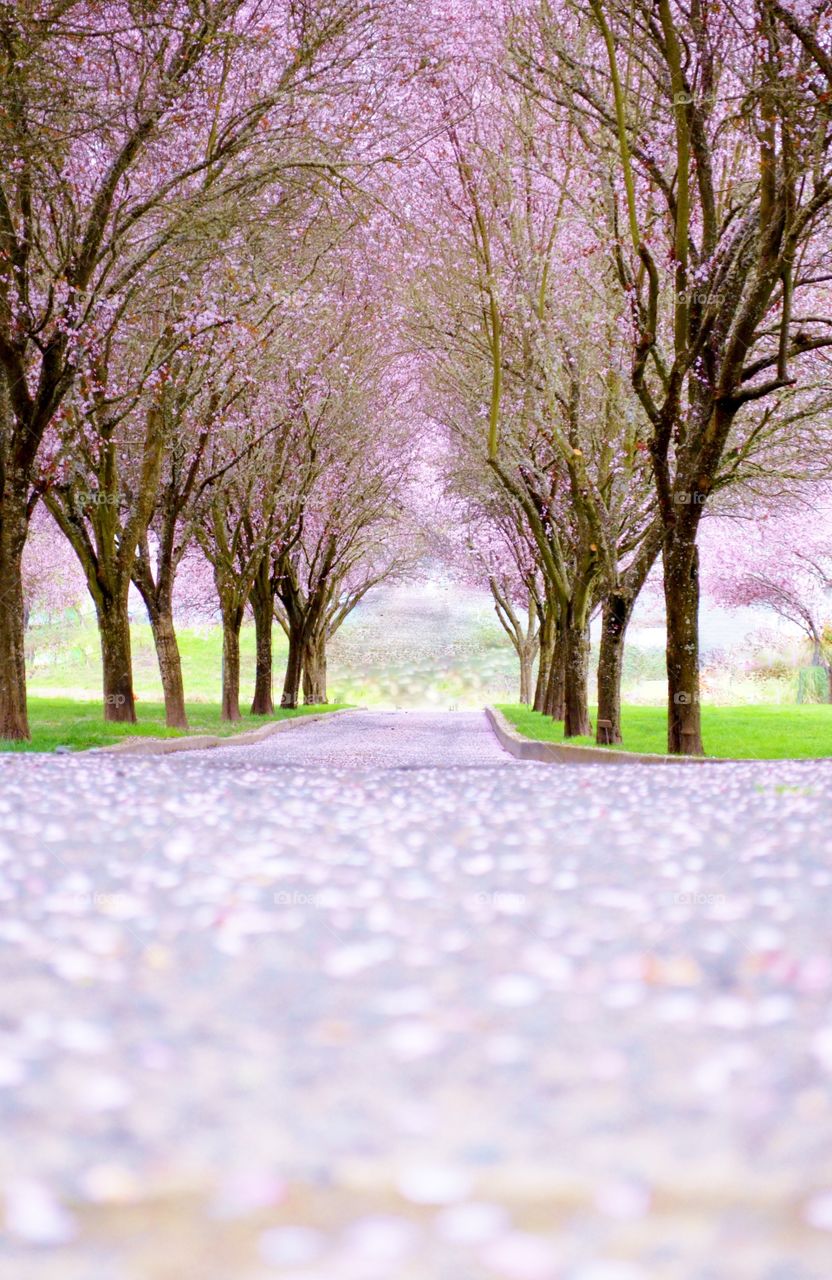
<box><xmin>707</xmin><ymin>497</ymin><xmax>832</xmax><ymax>702</ymax></box>
<box><xmin>195</xmin><ymin>387</ymin><xmax>304</xmax><ymax>721</ymax></box>
<box><xmin>411</xmin><ymin>64</ymin><xmax>663</xmax><ymax>739</ymax></box>
<box><xmin>22</xmin><ymin>505</ymin><xmax>85</xmax><ymax>627</ymax></box>
<box><xmin>442</xmin><ymin>486</ymin><xmax>543</xmax><ymax>705</ymax></box>
<box><xmin>0</xmin><ymin>0</ymin><xmax>396</xmax><ymax>739</ymax></box>
<box><xmin>271</xmin><ymin>320</ymin><xmax>420</xmax><ymax>709</ymax></box>
<box><xmin>513</xmin><ymin>0</ymin><xmax>832</xmax><ymax>751</ymax></box>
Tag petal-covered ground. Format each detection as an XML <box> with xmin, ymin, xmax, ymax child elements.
<box><xmin>1</xmin><ymin>711</ymin><xmax>831</xmax><ymax>1278</ymax></box>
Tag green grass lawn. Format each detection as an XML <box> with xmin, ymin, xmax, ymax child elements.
<box><xmin>0</xmin><ymin>698</ymin><xmax>346</xmax><ymax>754</ymax></box>
<box><xmin>497</xmin><ymin>703</ymin><xmax>832</xmax><ymax>760</ymax></box>
<box><xmin>27</xmin><ymin>621</ymin><xmax>278</xmax><ymax>702</ymax></box>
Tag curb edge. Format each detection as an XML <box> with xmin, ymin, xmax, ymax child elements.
<box><xmin>88</xmin><ymin>707</ymin><xmax>357</xmax><ymax>758</ymax></box>
<box><xmin>485</xmin><ymin>706</ymin><xmax>725</xmax><ymax>765</ymax></box>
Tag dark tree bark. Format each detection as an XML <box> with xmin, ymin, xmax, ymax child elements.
<box><xmin>281</xmin><ymin>624</ymin><xmax>304</xmax><ymax>709</ymax></box>
<box><xmin>249</xmin><ymin>556</ymin><xmax>274</xmax><ymax>715</ymax></box>
<box><xmin>149</xmin><ymin>605</ymin><xmax>188</xmax><ymax>729</ymax></box>
<box><xmin>664</xmin><ymin>531</ymin><xmax>704</xmax><ymax>755</ymax></box>
<box><xmin>302</xmin><ymin>632</ymin><xmax>328</xmax><ymax>705</ymax></box>
<box><xmin>135</xmin><ymin>595</ymin><xmax>187</xmax><ymax>729</ymax></box>
<box><xmin>0</xmin><ymin>498</ymin><xmax>30</xmax><ymax>740</ymax></box>
<box><xmin>595</xmin><ymin>522</ymin><xmax>663</xmax><ymax>745</ymax></box>
<box><xmin>544</xmin><ymin>615</ymin><xmax>566</xmax><ymax>719</ymax></box>
<box><xmin>133</xmin><ymin>541</ymin><xmax>188</xmax><ymax>730</ymax></box>
<box><xmin>97</xmin><ymin>596</ymin><xmax>137</xmax><ymax>723</ymax></box>
<box><xmin>518</xmin><ymin>642</ymin><xmax>534</xmax><ymax>705</ymax></box>
<box><xmin>220</xmin><ymin>601</ymin><xmax>244</xmax><ymax>722</ymax></box>
<box><xmin>533</xmin><ymin>604</ymin><xmax>556</xmax><ymax>713</ymax></box>
<box><xmin>274</xmin><ymin>547</ymin><xmax>327</xmax><ymax>709</ymax></box>
<box><xmin>563</xmin><ymin>615</ymin><xmax>591</xmax><ymax>738</ymax></box>
<box><xmin>596</xmin><ymin>594</ymin><xmax>629</xmax><ymax>745</ymax></box>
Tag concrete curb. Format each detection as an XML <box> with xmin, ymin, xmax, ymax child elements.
<box><xmin>90</xmin><ymin>707</ymin><xmax>356</xmax><ymax>758</ymax></box>
<box><xmin>486</xmin><ymin>706</ymin><xmax>725</xmax><ymax>766</ymax></box>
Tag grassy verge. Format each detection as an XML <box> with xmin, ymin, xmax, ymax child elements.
<box><xmin>0</xmin><ymin>698</ymin><xmax>347</xmax><ymax>754</ymax></box>
<box><xmin>496</xmin><ymin>703</ymin><xmax>832</xmax><ymax>760</ymax></box>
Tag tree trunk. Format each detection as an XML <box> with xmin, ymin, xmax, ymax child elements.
<box><xmin>596</xmin><ymin>592</ymin><xmax>632</xmax><ymax>745</ymax></box>
<box><xmin>519</xmin><ymin>643</ymin><xmax>534</xmax><ymax>705</ymax></box>
<box><xmin>563</xmin><ymin>617</ymin><xmax>591</xmax><ymax>738</ymax></box>
<box><xmin>97</xmin><ymin>598</ymin><xmax>137</xmax><ymax>723</ymax></box>
<box><xmin>544</xmin><ymin>618</ymin><xmax>566</xmax><ymax>720</ymax></box>
<box><xmin>281</xmin><ymin>626</ymin><xmax>303</xmax><ymax>709</ymax></box>
<box><xmin>250</xmin><ymin>564</ymin><xmax>274</xmax><ymax>716</ymax></box>
<box><xmin>149</xmin><ymin>605</ymin><xmax>188</xmax><ymax>729</ymax></box>
<box><xmin>0</xmin><ymin>513</ymin><xmax>29</xmax><ymax>741</ymax></box>
<box><xmin>302</xmin><ymin>634</ymin><xmax>328</xmax><ymax>705</ymax></box>
<box><xmin>221</xmin><ymin>613</ymin><xmax>242</xmax><ymax>722</ymax></box>
<box><xmin>664</xmin><ymin>532</ymin><xmax>704</xmax><ymax>756</ymax></box>
<box><xmin>133</xmin><ymin>563</ymin><xmax>188</xmax><ymax>730</ymax></box>
<box><xmin>534</xmin><ymin>608</ymin><xmax>555</xmax><ymax>712</ymax></box>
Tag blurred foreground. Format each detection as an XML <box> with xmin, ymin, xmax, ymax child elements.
<box><xmin>1</xmin><ymin>713</ymin><xmax>831</xmax><ymax>1278</ymax></box>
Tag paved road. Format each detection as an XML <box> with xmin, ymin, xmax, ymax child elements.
<box><xmin>1</xmin><ymin>711</ymin><xmax>832</xmax><ymax>1279</ymax></box>
<box><xmin>192</xmin><ymin>708</ymin><xmax>517</xmax><ymax>768</ymax></box>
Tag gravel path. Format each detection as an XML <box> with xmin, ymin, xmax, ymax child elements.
<box><xmin>1</xmin><ymin>712</ymin><xmax>832</xmax><ymax>1279</ymax></box>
